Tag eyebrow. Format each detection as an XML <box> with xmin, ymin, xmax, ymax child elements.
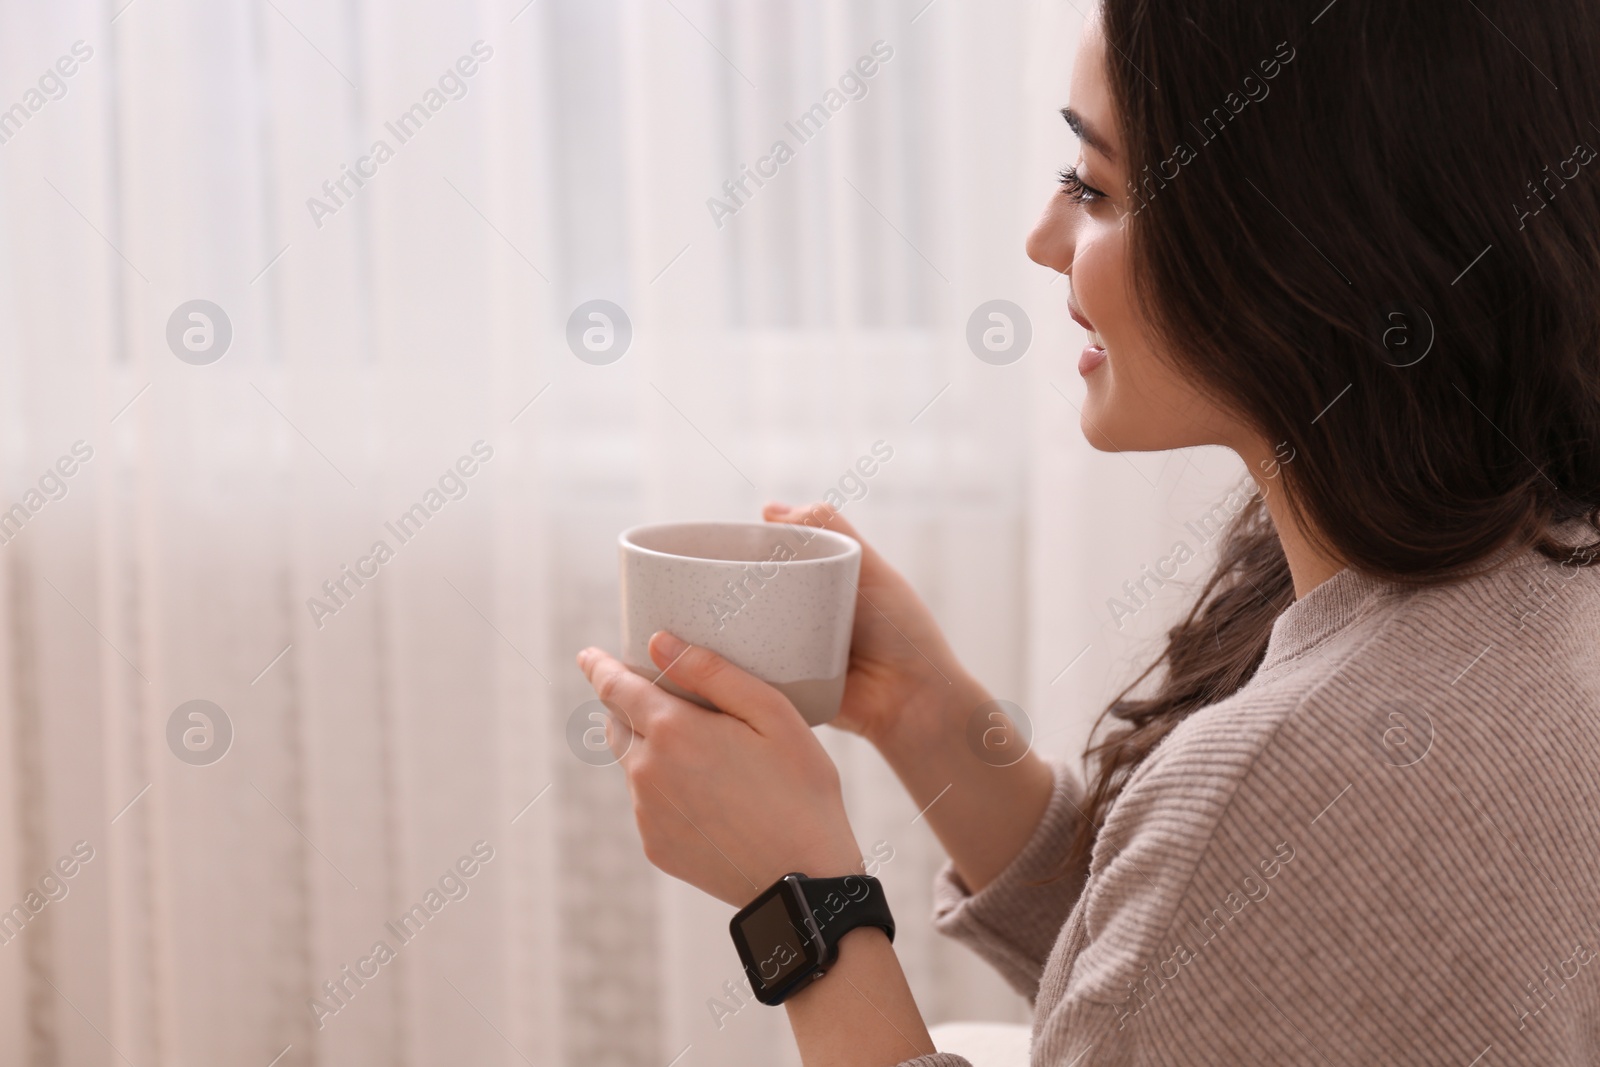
<box><xmin>1060</xmin><ymin>107</ymin><xmax>1115</xmax><ymax>162</ymax></box>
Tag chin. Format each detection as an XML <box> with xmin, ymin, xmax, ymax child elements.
<box><xmin>1078</xmin><ymin>388</ymin><xmax>1138</xmax><ymax>452</ymax></box>
<box><xmin>1078</xmin><ymin>411</ymin><xmax>1123</xmax><ymax>452</ymax></box>
<box><xmin>1079</xmin><ymin>395</ymin><xmax>1198</xmax><ymax>453</ymax></box>
<box><xmin>1074</xmin><ymin>355</ymin><xmax>1234</xmax><ymax>454</ymax></box>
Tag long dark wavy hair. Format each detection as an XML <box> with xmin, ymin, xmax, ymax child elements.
<box><xmin>1058</xmin><ymin>0</ymin><xmax>1600</xmax><ymax>878</ymax></box>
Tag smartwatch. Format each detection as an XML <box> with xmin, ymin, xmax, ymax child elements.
<box><xmin>728</xmin><ymin>872</ymin><xmax>896</xmax><ymax>1006</ymax></box>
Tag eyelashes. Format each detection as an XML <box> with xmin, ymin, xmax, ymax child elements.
<box><xmin>1058</xmin><ymin>165</ymin><xmax>1106</xmax><ymax>205</ymax></box>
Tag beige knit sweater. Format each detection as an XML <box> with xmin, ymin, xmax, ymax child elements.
<box><xmin>902</xmin><ymin>530</ymin><xmax>1600</xmax><ymax>1066</ymax></box>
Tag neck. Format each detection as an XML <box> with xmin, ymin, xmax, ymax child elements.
<box><xmin>1240</xmin><ymin>440</ymin><xmax>1345</xmax><ymax>599</ymax></box>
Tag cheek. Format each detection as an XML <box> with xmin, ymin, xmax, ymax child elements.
<box><xmin>1072</xmin><ymin>223</ymin><xmax>1224</xmax><ymax>449</ymax></box>
<box><xmin>1075</xmin><ymin>223</ymin><xmax>1159</xmax><ymax>388</ymax></box>
<box><xmin>1071</xmin><ymin>224</ymin><xmax>1127</xmax><ymax>337</ymax></box>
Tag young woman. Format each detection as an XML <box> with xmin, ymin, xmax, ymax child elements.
<box><xmin>577</xmin><ymin>2</ymin><xmax>1600</xmax><ymax>1063</ymax></box>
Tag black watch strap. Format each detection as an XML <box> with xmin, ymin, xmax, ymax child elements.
<box><xmin>803</xmin><ymin>874</ymin><xmax>895</xmax><ymax>956</ymax></box>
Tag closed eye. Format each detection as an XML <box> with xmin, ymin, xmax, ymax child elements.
<box><xmin>1058</xmin><ymin>165</ymin><xmax>1106</xmax><ymax>205</ymax></box>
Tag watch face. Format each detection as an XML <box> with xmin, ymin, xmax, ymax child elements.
<box><xmin>731</xmin><ymin>876</ymin><xmax>822</xmax><ymax>1002</ymax></box>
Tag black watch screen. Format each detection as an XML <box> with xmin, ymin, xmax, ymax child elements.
<box><xmin>730</xmin><ymin>874</ymin><xmax>826</xmax><ymax>1004</ymax></box>
<box><xmin>740</xmin><ymin>891</ymin><xmax>815</xmax><ymax>987</ymax></box>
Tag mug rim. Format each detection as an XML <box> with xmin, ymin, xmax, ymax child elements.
<box><xmin>618</xmin><ymin>520</ymin><xmax>861</xmax><ymax>566</ymax></box>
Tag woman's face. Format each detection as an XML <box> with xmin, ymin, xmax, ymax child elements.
<box><xmin>1029</xmin><ymin>14</ymin><xmax>1242</xmax><ymax>454</ymax></box>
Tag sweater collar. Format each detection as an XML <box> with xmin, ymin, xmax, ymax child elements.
<box><xmin>1259</xmin><ymin>532</ymin><xmax>1552</xmax><ymax>673</ymax></box>
<box><xmin>1258</xmin><ymin>564</ymin><xmax>1398</xmax><ymax>673</ymax></box>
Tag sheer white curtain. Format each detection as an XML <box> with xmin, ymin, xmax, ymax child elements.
<box><xmin>0</xmin><ymin>0</ymin><xmax>1249</xmax><ymax>1064</ymax></box>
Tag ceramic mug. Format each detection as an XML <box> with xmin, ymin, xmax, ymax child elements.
<box><xmin>617</xmin><ymin>520</ymin><xmax>861</xmax><ymax>727</ymax></box>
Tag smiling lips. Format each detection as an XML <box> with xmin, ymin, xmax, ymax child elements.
<box><xmin>1069</xmin><ymin>301</ymin><xmax>1108</xmax><ymax>375</ymax></box>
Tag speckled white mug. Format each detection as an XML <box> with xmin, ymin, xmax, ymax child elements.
<box><xmin>618</xmin><ymin>521</ymin><xmax>861</xmax><ymax>727</ymax></box>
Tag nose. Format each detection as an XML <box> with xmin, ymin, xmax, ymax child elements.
<box><xmin>1025</xmin><ymin>190</ymin><xmax>1075</xmax><ymax>275</ymax></box>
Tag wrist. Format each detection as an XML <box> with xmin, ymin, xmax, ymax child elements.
<box><xmin>789</xmin><ymin>841</ymin><xmax>870</xmax><ymax>884</ymax></box>
<box><xmin>870</xmin><ymin>669</ymin><xmax>993</xmax><ymax>769</ymax></box>
<box><xmin>783</xmin><ymin>925</ymin><xmax>935</xmax><ymax>1063</ymax></box>
<box><xmin>861</xmin><ymin>671</ymin><xmax>1059</xmax><ymax>894</ymax></box>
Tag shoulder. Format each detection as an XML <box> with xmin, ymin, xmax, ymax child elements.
<box><xmin>1063</xmin><ymin>541</ymin><xmax>1600</xmax><ymax>1007</ymax></box>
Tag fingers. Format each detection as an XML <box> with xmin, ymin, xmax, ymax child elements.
<box><xmin>762</xmin><ymin>498</ymin><xmax>856</xmax><ymax>538</ymax></box>
<box><xmin>577</xmin><ymin>644</ymin><xmax>752</xmax><ymax>742</ymax></box>
<box><xmin>574</xmin><ymin>647</ymin><xmax>671</xmax><ymax>742</ymax></box>
<box><xmin>761</xmin><ymin>500</ymin><xmax>887</xmax><ymax>574</ymax></box>
<box><xmin>647</xmin><ymin>631</ymin><xmax>797</xmax><ymax>736</ymax></box>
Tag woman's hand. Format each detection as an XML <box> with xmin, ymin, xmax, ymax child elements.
<box><xmin>763</xmin><ymin>501</ymin><xmax>1058</xmax><ymax>895</ymax></box>
<box><xmin>575</xmin><ymin>630</ymin><xmax>864</xmax><ymax>907</ymax></box>
<box><xmin>761</xmin><ymin>501</ymin><xmax>985</xmax><ymax>752</ymax></box>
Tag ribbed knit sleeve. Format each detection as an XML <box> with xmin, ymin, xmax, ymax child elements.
<box><xmin>927</xmin><ymin>755</ymin><xmax>1091</xmax><ymax>1003</ymax></box>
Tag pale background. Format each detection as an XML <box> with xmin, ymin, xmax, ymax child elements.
<box><xmin>0</xmin><ymin>1</ymin><xmax>1248</xmax><ymax>1064</ymax></box>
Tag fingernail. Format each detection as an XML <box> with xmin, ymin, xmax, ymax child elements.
<box><xmin>653</xmin><ymin>631</ymin><xmax>687</xmax><ymax>660</ymax></box>
<box><xmin>764</xmin><ymin>500</ymin><xmax>790</xmax><ymax>512</ymax></box>
<box><xmin>576</xmin><ymin>648</ymin><xmax>592</xmax><ymax>668</ymax></box>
